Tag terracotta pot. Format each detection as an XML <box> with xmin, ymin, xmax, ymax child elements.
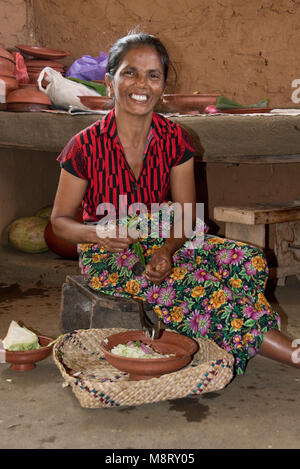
<box><xmin>78</xmin><ymin>95</ymin><xmax>114</xmax><ymax>110</ymax></box>
<box><xmin>100</xmin><ymin>330</ymin><xmax>199</xmax><ymax>380</ymax></box>
<box><xmin>7</xmin><ymin>102</ymin><xmax>50</xmax><ymax>112</ymax></box>
<box><xmin>4</xmin><ymin>335</ymin><xmax>54</xmax><ymax>371</ymax></box>
<box><xmin>0</xmin><ymin>56</ymin><xmax>15</xmax><ymax>77</ymax></box>
<box><xmin>157</xmin><ymin>93</ymin><xmax>220</xmax><ymax>114</ymax></box>
<box><xmin>44</xmin><ymin>207</ymin><xmax>83</xmax><ymax>259</ymax></box>
<box><xmin>6</xmin><ymin>83</ymin><xmax>51</xmax><ymax>105</ymax></box>
<box><xmin>0</xmin><ymin>75</ymin><xmax>18</xmax><ymax>95</ymax></box>
<box><xmin>16</xmin><ymin>44</ymin><xmax>70</xmax><ymax>60</ymax></box>
<box><xmin>27</xmin><ymin>69</ymin><xmax>63</xmax><ymax>84</ymax></box>
<box><xmin>0</xmin><ymin>45</ymin><xmax>15</xmax><ymax>63</ymax></box>
<box><xmin>25</xmin><ymin>59</ymin><xmax>64</xmax><ymax>68</ymax></box>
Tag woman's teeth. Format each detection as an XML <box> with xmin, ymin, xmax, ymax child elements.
<box><xmin>130</xmin><ymin>94</ymin><xmax>147</xmax><ymax>101</ymax></box>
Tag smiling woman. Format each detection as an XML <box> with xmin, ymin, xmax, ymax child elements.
<box><xmin>50</xmin><ymin>32</ymin><xmax>300</xmax><ymax>377</ymax></box>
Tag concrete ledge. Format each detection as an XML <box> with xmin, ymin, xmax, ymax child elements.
<box><xmin>0</xmin><ymin>245</ymin><xmax>80</xmax><ymax>287</ymax></box>
<box><xmin>2</xmin><ymin>111</ymin><xmax>300</xmax><ymax>162</ymax></box>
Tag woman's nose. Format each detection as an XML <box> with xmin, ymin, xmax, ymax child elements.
<box><xmin>136</xmin><ymin>73</ymin><xmax>147</xmax><ymax>86</ymax></box>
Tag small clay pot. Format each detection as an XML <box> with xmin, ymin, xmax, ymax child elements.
<box><xmin>0</xmin><ymin>56</ymin><xmax>15</xmax><ymax>77</ymax></box>
<box><xmin>158</xmin><ymin>93</ymin><xmax>220</xmax><ymax>114</ymax></box>
<box><xmin>100</xmin><ymin>330</ymin><xmax>199</xmax><ymax>380</ymax></box>
<box><xmin>78</xmin><ymin>95</ymin><xmax>114</xmax><ymax>110</ymax></box>
<box><xmin>25</xmin><ymin>59</ymin><xmax>64</xmax><ymax>68</ymax></box>
<box><xmin>6</xmin><ymin>84</ymin><xmax>51</xmax><ymax>111</ymax></box>
<box><xmin>16</xmin><ymin>44</ymin><xmax>70</xmax><ymax>60</ymax></box>
<box><xmin>0</xmin><ymin>75</ymin><xmax>18</xmax><ymax>95</ymax></box>
<box><xmin>4</xmin><ymin>335</ymin><xmax>54</xmax><ymax>371</ymax></box>
<box><xmin>0</xmin><ymin>45</ymin><xmax>15</xmax><ymax>63</ymax></box>
<box><xmin>27</xmin><ymin>69</ymin><xmax>63</xmax><ymax>84</ymax></box>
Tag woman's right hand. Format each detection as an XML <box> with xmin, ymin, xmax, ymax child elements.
<box><xmin>95</xmin><ymin>225</ymin><xmax>138</xmax><ymax>253</ymax></box>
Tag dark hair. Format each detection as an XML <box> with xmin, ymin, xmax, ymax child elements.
<box><xmin>107</xmin><ymin>32</ymin><xmax>170</xmax><ymax>83</ymax></box>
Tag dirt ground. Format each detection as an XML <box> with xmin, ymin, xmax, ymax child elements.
<box><xmin>0</xmin><ymin>276</ymin><xmax>300</xmax><ymax>449</ymax></box>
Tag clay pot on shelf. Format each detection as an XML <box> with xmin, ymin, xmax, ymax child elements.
<box><xmin>6</xmin><ymin>83</ymin><xmax>51</xmax><ymax>112</ymax></box>
<box><xmin>157</xmin><ymin>93</ymin><xmax>220</xmax><ymax>114</ymax></box>
<box><xmin>0</xmin><ymin>75</ymin><xmax>18</xmax><ymax>110</ymax></box>
<box><xmin>0</xmin><ymin>56</ymin><xmax>15</xmax><ymax>77</ymax></box>
<box><xmin>0</xmin><ymin>45</ymin><xmax>15</xmax><ymax>63</ymax></box>
<box><xmin>78</xmin><ymin>95</ymin><xmax>114</xmax><ymax>110</ymax></box>
<box><xmin>27</xmin><ymin>68</ymin><xmax>64</xmax><ymax>85</ymax></box>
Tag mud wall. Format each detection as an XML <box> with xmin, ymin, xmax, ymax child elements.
<box><xmin>2</xmin><ymin>0</ymin><xmax>299</xmax><ymax>107</ymax></box>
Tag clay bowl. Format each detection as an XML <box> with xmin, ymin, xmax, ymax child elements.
<box><xmin>7</xmin><ymin>83</ymin><xmax>51</xmax><ymax>111</ymax></box>
<box><xmin>0</xmin><ymin>75</ymin><xmax>18</xmax><ymax>95</ymax></box>
<box><xmin>100</xmin><ymin>330</ymin><xmax>199</xmax><ymax>381</ymax></box>
<box><xmin>158</xmin><ymin>93</ymin><xmax>220</xmax><ymax>114</ymax></box>
<box><xmin>0</xmin><ymin>56</ymin><xmax>15</xmax><ymax>77</ymax></box>
<box><xmin>27</xmin><ymin>69</ymin><xmax>63</xmax><ymax>84</ymax></box>
<box><xmin>4</xmin><ymin>335</ymin><xmax>54</xmax><ymax>371</ymax></box>
<box><xmin>16</xmin><ymin>44</ymin><xmax>70</xmax><ymax>59</ymax></box>
<box><xmin>78</xmin><ymin>95</ymin><xmax>114</xmax><ymax>110</ymax></box>
<box><xmin>25</xmin><ymin>59</ymin><xmax>65</xmax><ymax>69</ymax></box>
<box><xmin>0</xmin><ymin>46</ymin><xmax>15</xmax><ymax>62</ymax></box>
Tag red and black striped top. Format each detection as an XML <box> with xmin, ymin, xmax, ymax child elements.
<box><xmin>57</xmin><ymin>109</ymin><xmax>194</xmax><ymax>224</ymax></box>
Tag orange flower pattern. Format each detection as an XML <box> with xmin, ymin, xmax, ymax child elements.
<box><xmin>78</xmin><ymin>217</ymin><xmax>280</xmax><ymax>375</ymax></box>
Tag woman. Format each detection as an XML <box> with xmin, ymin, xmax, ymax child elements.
<box><xmin>52</xmin><ymin>32</ymin><xmax>299</xmax><ymax>375</ymax></box>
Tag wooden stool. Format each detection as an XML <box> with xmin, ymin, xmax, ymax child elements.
<box><xmin>214</xmin><ymin>202</ymin><xmax>300</xmax><ymax>285</ymax></box>
<box><xmin>60</xmin><ymin>275</ymin><xmax>159</xmax><ymax>333</ymax></box>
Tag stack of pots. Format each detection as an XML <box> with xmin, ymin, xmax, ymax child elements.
<box><xmin>0</xmin><ymin>45</ymin><xmax>18</xmax><ymax>110</ymax></box>
<box><xmin>25</xmin><ymin>59</ymin><xmax>65</xmax><ymax>84</ymax></box>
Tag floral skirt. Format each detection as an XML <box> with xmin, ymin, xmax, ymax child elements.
<box><xmin>78</xmin><ymin>211</ymin><xmax>280</xmax><ymax>375</ymax></box>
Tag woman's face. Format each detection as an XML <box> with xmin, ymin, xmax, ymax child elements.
<box><xmin>106</xmin><ymin>45</ymin><xmax>165</xmax><ymax>117</ymax></box>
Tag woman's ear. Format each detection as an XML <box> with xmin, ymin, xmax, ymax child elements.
<box><xmin>105</xmin><ymin>73</ymin><xmax>114</xmax><ymax>98</ymax></box>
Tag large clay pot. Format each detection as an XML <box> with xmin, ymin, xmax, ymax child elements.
<box><xmin>6</xmin><ymin>83</ymin><xmax>51</xmax><ymax>111</ymax></box>
<box><xmin>44</xmin><ymin>208</ymin><xmax>83</xmax><ymax>259</ymax></box>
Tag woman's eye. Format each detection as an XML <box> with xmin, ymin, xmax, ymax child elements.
<box><xmin>124</xmin><ymin>70</ymin><xmax>134</xmax><ymax>76</ymax></box>
<box><xmin>149</xmin><ymin>73</ymin><xmax>161</xmax><ymax>80</ymax></box>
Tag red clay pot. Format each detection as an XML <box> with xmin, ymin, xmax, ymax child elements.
<box><xmin>78</xmin><ymin>96</ymin><xmax>114</xmax><ymax>110</ymax></box>
<box><xmin>44</xmin><ymin>208</ymin><xmax>83</xmax><ymax>259</ymax></box>
<box><xmin>6</xmin><ymin>83</ymin><xmax>51</xmax><ymax>105</ymax></box>
<box><xmin>4</xmin><ymin>335</ymin><xmax>54</xmax><ymax>372</ymax></box>
<box><xmin>0</xmin><ymin>56</ymin><xmax>15</xmax><ymax>77</ymax></box>
<box><xmin>0</xmin><ymin>75</ymin><xmax>18</xmax><ymax>95</ymax></box>
<box><xmin>158</xmin><ymin>93</ymin><xmax>220</xmax><ymax>114</ymax></box>
<box><xmin>100</xmin><ymin>330</ymin><xmax>199</xmax><ymax>380</ymax></box>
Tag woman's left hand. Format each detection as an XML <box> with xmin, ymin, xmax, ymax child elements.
<box><xmin>144</xmin><ymin>246</ymin><xmax>173</xmax><ymax>284</ymax></box>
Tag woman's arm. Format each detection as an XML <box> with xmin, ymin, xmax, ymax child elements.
<box><xmin>50</xmin><ymin>169</ymin><xmax>97</xmax><ymax>244</ymax></box>
<box><xmin>145</xmin><ymin>157</ymin><xmax>196</xmax><ymax>284</ymax></box>
<box><xmin>51</xmin><ymin>169</ymin><xmax>137</xmax><ymax>251</ymax></box>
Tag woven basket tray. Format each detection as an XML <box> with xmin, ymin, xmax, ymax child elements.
<box><xmin>53</xmin><ymin>328</ymin><xmax>234</xmax><ymax>408</ymax></box>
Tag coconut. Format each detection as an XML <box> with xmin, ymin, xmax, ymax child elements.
<box><xmin>8</xmin><ymin>216</ymin><xmax>49</xmax><ymax>253</ymax></box>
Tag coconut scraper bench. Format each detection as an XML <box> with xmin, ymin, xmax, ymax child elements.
<box><xmin>214</xmin><ymin>202</ymin><xmax>300</xmax><ymax>286</ymax></box>
<box><xmin>60</xmin><ymin>275</ymin><xmax>160</xmax><ymax>335</ymax></box>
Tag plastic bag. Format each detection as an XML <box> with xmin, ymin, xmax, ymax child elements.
<box><xmin>65</xmin><ymin>52</ymin><xmax>108</xmax><ymax>81</ymax></box>
<box><xmin>37</xmin><ymin>67</ymin><xmax>100</xmax><ymax>110</ymax></box>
